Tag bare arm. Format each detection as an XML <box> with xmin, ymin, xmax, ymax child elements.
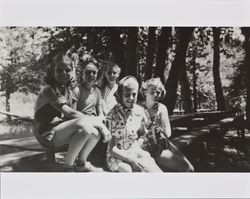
<box><xmin>43</xmin><ymin>87</ymin><xmax>84</xmax><ymax>119</ymax></box>
<box><xmin>159</xmin><ymin>104</ymin><xmax>172</xmax><ymax>137</ymax></box>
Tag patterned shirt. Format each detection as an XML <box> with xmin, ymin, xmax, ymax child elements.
<box><xmin>106</xmin><ymin>103</ymin><xmax>147</xmax><ymax>151</ymax></box>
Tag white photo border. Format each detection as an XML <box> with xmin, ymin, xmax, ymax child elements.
<box><xmin>1</xmin><ymin>0</ymin><xmax>250</xmax><ymax>198</ymax></box>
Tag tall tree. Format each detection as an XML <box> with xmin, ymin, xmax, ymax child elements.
<box><xmin>0</xmin><ymin>27</ymin><xmax>48</xmax><ymax>118</ymax></box>
<box><xmin>126</xmin><ymin>27</ymin><xmax>138</xmax><ymax>77</ymax></box>
<box><xmin>107</xmin><ymin>27</ymin><xmax>126</xmax><ymax>78</ymax></box>
<box><xmin>180</xmin><ymin>66</ymin><xmax>193</xmax><ymax>113</ymax></box>
<box><xmin>242</xmin><ymin>27</ymin><xmax>250</xmax><ymax>128</ymax></box>
<box><xmin>212</xmin><ymin>27</ymin><xmax>226</xmax><ymax>111</ymax></box>
<box><xmin>155</xmin><ymin>27</ymin><xmax>172</xmax><ymax>83</ymax></box>
<box><xmin>144</xmin><ymin>27</ymin><xmax>157</xmax><ymax>80</ymax></box>
<box><xmin>191</xmin><ymin>50</ymin><xmax>198</xmax><ymax>111</ymax></box>
<box><xmin>165</xmin><ymin>27</ymin><xmax>194</xmax><ymax>114</ymax></box>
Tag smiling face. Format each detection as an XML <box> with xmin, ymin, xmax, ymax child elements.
<box><xmin>54</xmin><ymin>62</ymin><xmax>74</xmax><ymax>85</ymax></box>
<box><xmin>105</xmin><ymin>65</ymin><xmax>121</xmax><ymax>84</ymax></box>
<box><xmin>121</xmin><ymin>79</ymin><xmax>139</xmax><ymax>108</ymax></box>
<box><xmin>145</xmin><ymin>85</ymin><xmax>162</xmax><ymax>103</ymax></box>
<box><xmin>81</xmin><ymin>62</ymin><xmax>99</xmax><ymax>85</ymax></box>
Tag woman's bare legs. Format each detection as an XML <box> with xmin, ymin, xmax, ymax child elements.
<box><xmin>51</xmin><ymin>118</ymin><xmax>93</xmax><ymax>166</ymax></box>
<box><xmin>77</xmin><ymin>127</ymin><xmax>101</xmax><ymax>163</ymax></box>
<box><xmin>156</xmin><ymin>142</ymin><xmax>194</xmax><ymax>172</ymax></box>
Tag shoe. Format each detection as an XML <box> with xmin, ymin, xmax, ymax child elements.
<box><xmin>62</xmin><ymin>164</ymin><xmax>75</xmax><ymax>172</ymax></box>
<box><xmin>74</xmin><ymin>161</ymin><xmax>104</xmax><ymax>172</ymax></box>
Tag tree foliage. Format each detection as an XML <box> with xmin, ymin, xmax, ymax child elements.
<box><xmin>0</xmin><ymin>26</ymin><xmax>248</xmax><ymax>116</ymax></box>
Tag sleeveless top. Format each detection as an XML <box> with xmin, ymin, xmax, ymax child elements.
<box><xmin>34</xmin><ymin>85</ymin><xmax>79</xmax><ymax>126</ymax></box>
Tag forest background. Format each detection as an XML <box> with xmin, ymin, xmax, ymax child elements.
<box><xmin>0</xmin><ymin>27</ymin><xmax>249</xmax><ymax>129</ymax></box>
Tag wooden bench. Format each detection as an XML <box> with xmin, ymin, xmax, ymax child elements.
<box><xmin>0</xmin><ymin>136</ymin><xmax>67</xmax><ymax>170</ymax></box>
<box><xmin>0</xmin><ymin>109</ymin><xmax>243</xmax><ymax>171</ymax></box>
<box><xmin>0</xmin><ymin>137</ymin><xmax>46</xmax><ymax>169</ymax></box>
<box><xmin>0</xmin><ymin>110</ymin><xmax>68</xmax><ymax>168</ymax></box>
<box><xmin>214</xmin><ymin>112</ymin><xmax>245</xmax><ymax>138</ymax></box>
<box><xmin>170</xmin><ymin>113</ymin><xmax>193</xmax><ymax>134</ymax></box>
<box><xmin>170</xmin><ymin>122</ymin><xmax>222</xmax><ymax>149</ymax></box>
<box><xmin>170</xmin><ymin>110</ymin><xmax>242</xmax><ymax>150</ymax></box>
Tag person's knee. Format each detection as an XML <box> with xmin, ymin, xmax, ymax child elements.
<box><xmin>76</xmin><ymin>118</ymin><xmax>99</xmax><ymax>136</ymax></box>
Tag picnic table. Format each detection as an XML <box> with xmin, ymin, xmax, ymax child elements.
<box><xmin>170</xmin><ymin>113</ymin><xmax>193</xmax><ymax>133</ymax></box>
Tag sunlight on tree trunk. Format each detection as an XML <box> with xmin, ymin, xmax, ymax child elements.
<box><xmin>192</xmin><ymin>52</ymin><xmax>198</xmax><ymax>112</ymax></box>
<box><xmin>212</xmin><ymin>27</ymin><xmax>226</xmax><ymax>111</ymax></box>
<box><xmin>242</xmin><ymin>27</ymin><xmax>250</xmax><ymax>129</ymax></box>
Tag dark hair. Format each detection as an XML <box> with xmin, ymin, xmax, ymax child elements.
<box><xmin>79</xmin><ymin>58</ymin><xmax>102</xmax><ymax>84</ymax></box>
<box><xmin>45</xmin><ymin>52</ymin><xmax>76</xmax><ymax>88</ymax></box>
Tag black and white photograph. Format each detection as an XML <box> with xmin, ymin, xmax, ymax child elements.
<box><xmin>1</xmin><ymin>26</ymin><xmax>250</xmax><ymax>172</ymax></box>
<box><xmin>1</xmin><ymin>0</ymin><xmax>250</xmax><ymax>198</ymax></box>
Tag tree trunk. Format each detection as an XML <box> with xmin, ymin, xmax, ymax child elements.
<box><xmin>126</xmin><ymin>27</ymin><xmax>138</xmax><ymax>77</ymax></box>
<box><xmin>242</xmin><ymin>27</ymin><xmax>250</xmax><ymax>129</ymax></box>
<box><xmin>180</xmin><ymin>66</ymin><xmax>193</xmax><ymax>113</ymax></box>
<box><xmin>108</xmin><ymin>28</ymin><xmax>126</xmax><ymax>78</ymax></box>
<box><xmin>144</xmin><ymin>27</ymin><xmax>157</xmax><ymax>80</ymax></box>
<box><xmin>155</xmin><ymin>27</ymin><xmax>172</xmax><ymax>83</ymax></box>
<box><xmin>212</xmin><ymin>27</ymin><xmax>226</xmax><ymax>111</ymax></box>
<box><xmin>5</xmin><ymin>75</ymin><xmax>11</xmax><ymax>121</ymax></box>
<box><xmin>192</xmin><ymin>52</ymin><xmax>198</xmax><ymax>112</ymax></box>
<box><xmin>165</xmin><ymin>27</ymin><xmax>194</xmax><ymax>115</ymax></box>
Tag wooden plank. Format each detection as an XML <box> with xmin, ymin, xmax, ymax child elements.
<box><xmin>170</xmin><ymin>121</ymin><xmax>223</xmax><ymax>149</ymax></box>
<box><xmin>171</xmin><ymin>127</ymin><xmax>210</xmax><ymax>148</ymax></box>
<box><xmin>0</xmin><ymin>150</ymin><xmax>46</xmax><ymax>167</ymax></box>
<box><xmin>170</xmin><ymin>114</ymin><xmax>193</xmax><ymax>130</ymax></box>
<box><xmin>0</xmin><ymin>136</ymin><xmax>46</xmax><ymax>151</ymax></box>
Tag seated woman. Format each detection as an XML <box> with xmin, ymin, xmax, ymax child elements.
<box><xmin>138</xmin><ymin>77</ymin><xmax>194</xmax><ymax>172</ymax></box>
<box><xmin>33</xmin><ymin>52</ymin><xmax>103</xmax><ymax>172</ymax></box>
<box><xmin>106</xmin><ymin>76</ymin><xmax>162</xmax><ymax>172</ymax></box>
<box><xmin>99</xmin><ymin>61</ymin><xmax>121</xmax><ymax>116</ymax></box>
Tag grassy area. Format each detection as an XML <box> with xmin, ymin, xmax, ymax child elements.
<box><xmin>0</xmin><ymin>92</ymin><xmax>36</xmax><ymax>140</ymax></box>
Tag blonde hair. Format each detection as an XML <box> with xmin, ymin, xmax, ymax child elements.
<box><xmin>140</xmin><ymin>77</ymin><xmax>166</xmax><ymax>99</ymax></box>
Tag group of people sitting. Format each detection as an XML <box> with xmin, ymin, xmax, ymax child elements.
<box><xmin>33</xmin><ymin>51</ymin><xmax>194</xmax><ymax>172</ymax></box>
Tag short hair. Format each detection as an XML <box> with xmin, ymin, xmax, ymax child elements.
<box><xmin>140</xmin><ymin>77</ymin><xmax>166</xmax><ymax>99</ymax></box>
<box><xmin>79</xmin><ymin>58</ymin><xmax>102</xmax><ymax>84</ymax></box>
<box><xmin>45</xmin><ymin>52</ymin><xmax>76</xmax><ymax>87</ymax></box>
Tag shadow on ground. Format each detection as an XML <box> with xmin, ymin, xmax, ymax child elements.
<box><xmin>183</xmin><ymin>129</ymin><xmax>250</xmax><ymax>172</ymax></box>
